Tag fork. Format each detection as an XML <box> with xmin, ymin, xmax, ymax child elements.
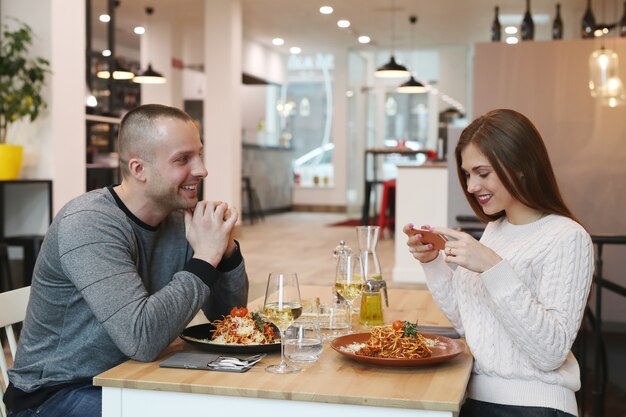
<box><xmin>210</xmin><ymin>354</ymin><xmax>265</xmax><ymax>367</ymax></box>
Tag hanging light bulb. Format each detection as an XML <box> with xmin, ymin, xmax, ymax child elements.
<box><xmin>589</xmin><ymin>47</ymin><xmax>621</xmax><ymax>97</ymax></box>
<box><xmin>133</xmin><ymin>7</ymin><xmax>166</xmax><ymax>84</ymax></box>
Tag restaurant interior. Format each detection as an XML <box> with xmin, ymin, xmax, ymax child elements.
<box><xmin>1</xmin><ymin>0</ymin><xmax>626</xmax><ymax>416</ymax></box>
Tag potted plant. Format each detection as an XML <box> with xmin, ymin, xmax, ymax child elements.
<box><xmin>0</xmin><ymin>19</ymin><xmax>50</xmax><ymax>179</ymax></box>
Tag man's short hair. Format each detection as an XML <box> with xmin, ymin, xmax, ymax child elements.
<box><xmin>118</xmin><ymin>104</ymin><xmax>194</xmax><ymax>178</ymax></box>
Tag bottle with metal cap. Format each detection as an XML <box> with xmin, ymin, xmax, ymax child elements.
<box><xmin>332</xmin><ymin>240</ymin><xmax>352</xmax><ymax>302</ymax></box>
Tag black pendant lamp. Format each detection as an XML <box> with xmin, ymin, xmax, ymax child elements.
<box><xmin>133</xmin><ymin>7</ymin><xmax>166</xmax><ymax>84</ymax></box>
<box><xmin>375</xmin><ymin>0</ymin><xmax>410</xmax><ymax>78</ymax></box>
<box><xmin>397</xmin><ymin>75</ymin><xmax>426</xmax><ymax>93</ymax></box>
<box><xmin>397</xmin><ymin>16</ymin><xmax>426</xmax><ymax>93</ymax></box>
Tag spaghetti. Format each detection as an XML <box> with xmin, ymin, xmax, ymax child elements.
<box><xmin>356</xmin><ymin>325</ymin><xmax>434</xmax><ymax>359</ymax></box>
<box><xmin>210</xmin><ymin>312</ymin><xmax>276</xmax><ymax>345</ymax></box>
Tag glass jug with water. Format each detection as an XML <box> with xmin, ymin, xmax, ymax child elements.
<box><xmin>356</xmin><ymin>226</ymin><xmax>388</xmax><ymax>326</ymax></box>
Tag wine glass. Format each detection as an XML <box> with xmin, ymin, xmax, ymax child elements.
<box><xmin>263</xmin><ymin>272</ymin><xmax>303</xmax><ymax>374</ymax></box>
<box><xmin>333</xmin><ymin>254</ymin><xmax>365</xmax><ymax>333</ymax></box>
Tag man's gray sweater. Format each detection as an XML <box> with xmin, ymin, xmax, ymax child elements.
<box><xmin>8</xmin><ymin>187</ymin><xmax>248</xmax><ymax>392</ymax></box>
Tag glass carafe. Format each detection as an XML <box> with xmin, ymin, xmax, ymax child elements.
<box><xmin>356</xmin><ymin>226</ymin><xmax>389</xmax><ymax>325</ymax></box>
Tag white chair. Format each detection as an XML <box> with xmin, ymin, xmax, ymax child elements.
<box><xmin>0</xmin><ymin>286</ymin><xmax>31</xmax><ymax>417</ymax></box>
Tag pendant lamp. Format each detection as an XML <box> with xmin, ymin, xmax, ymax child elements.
<box><xmin>397</xmin><ymin>16</ymin><xmax>426</xmax><ymax>93</ymax></box>
<box><xmin>375</xmin><ymin>0</ymin><xmax>410</xmax><ymax>78</ymax></box>
<box><xmin>588</xmin><ymin>0</ymin><xmax>625</xmax><ymax>106</ymax></box>
<box><xmin>133</xmin><ymin>7</ymin><xmax>166</xmax><ymax>84</ymax></box>
<box><xmin>97</xmin><ymin>60</ymin><xmax>135</xmax><ymax>80</ymax></box>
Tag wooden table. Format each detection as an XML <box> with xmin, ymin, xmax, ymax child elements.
<box><xmin>94</xmin><ymin>285</ymin><xmax>473</xmax><ymax>417</ymax></box>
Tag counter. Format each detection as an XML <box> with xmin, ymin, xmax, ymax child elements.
<box><xmin>393</xmin><ymin>163</ymin><xmax>448</xmax><ymax>284</ymax></box>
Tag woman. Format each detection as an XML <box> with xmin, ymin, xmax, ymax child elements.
<box><xmin>404</xmin><ymin>109</ymin><xmax>593</xmax><ymax>417</ymax></box>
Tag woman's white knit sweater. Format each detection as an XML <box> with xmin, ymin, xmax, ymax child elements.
<box><xmin>421</xmin><ymin>215</ymin><xmax>593</xmax><ymax>415</ymax></box>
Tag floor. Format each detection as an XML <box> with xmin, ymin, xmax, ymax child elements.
<box><xmin>2</xmin><ymin>212</ymin><xmax>626</xmax><ymax>416</ymax></box>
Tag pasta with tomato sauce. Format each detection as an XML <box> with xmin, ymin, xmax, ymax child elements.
<box><xmin>210</xmin><ymin>310</ymin><xmax>277</xmax><ymax>345</ymax></box>
<box><xmin>356</xmin><ymin>324</ymin><xmax>434</xmax><ymax>359</ymax></box>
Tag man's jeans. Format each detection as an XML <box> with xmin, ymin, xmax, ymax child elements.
<box><xmin>8</xmin><ymin>383</ymin><xmax>101</xmax><ymax>417</ymax></box>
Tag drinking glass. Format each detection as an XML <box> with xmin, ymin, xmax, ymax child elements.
<box><xmin>284</xmin><ymin>319</ymin><xmax>323</xmax><ymax>363</ymax></box>
<box><xmin>319</xmin><ymin>302</ymin><xmax>351</xmax><ymax>341</ymax></box>
<box><xmin>333</xmin><ymin>254</ymin><xmax>365</xmax><ymax>333</ymax></box>
<box><xmin>263</xmin><ymin>272</ymin><xmax>302</xmax><ymax>374</ymax></box>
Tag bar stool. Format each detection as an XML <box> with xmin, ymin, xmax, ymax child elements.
<box><xmin>377</xmin><ymin>179</ymin><xmax>396</xmax><ymax>237</ymax></box>
<box><xmin>241</xmin><ymin>176</ymin><xmax>264</xmax><ymax>225</ymax></box>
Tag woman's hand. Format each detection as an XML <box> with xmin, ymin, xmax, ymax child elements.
<box><xmin>403</xmin><ymin>223</ymin><xmax>439</xmax><ymax>263</ymax></box>
<box><xmin>432</xmin><ymin>227</ymin><xmax>502</xmax><ymax>273</ymax></box>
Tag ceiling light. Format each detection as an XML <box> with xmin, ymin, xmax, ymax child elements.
<box><xmin>133</xmin><ymin>7</ymin><xmax>166</xmax><ymax>84</ymax></box>
<box><xmin>86</xmin><ymin>95</ymin><xmax>98</xmax><ymax>107</ymax></box>
<box><xmin>96</xmin><ymin>65</ymin><xmax>135</xmax><ymax>80</ymax></box>
<box><xmin>272</xmin><ymin>38</ymin><xmax>285</xmax><ymax>46</ymax></box>
<box><xmin>102</xmin><ymin>49</ymin><xmax>111</xmax><ymax>57</ymax></box>
<box><xmin>346</xmin><ymin>90</ymin><xmax>354</xmax><ymax>97</ymax></box>
<box><xmin>397</xmin><ymin>76</ymin><xmax>426</xmax><ymax>93</ymax></box>
<box><xmin>133</xmin><ymin>64</ymin><xmax>166</xmax><ymax>84</ymax></box>
<box><xmin>504</xmin><ymin>26</ymin><xmax>518</xmax><ymax>34</ymax></box>
<box><xmin>337</xmin><ymin>20</ymin><xmax>350</xmax><ymax>28</ymax></box>
<box><xmin>99</xmin><ymin>14</ymin><xmax>110</xmax><ymax>23</ymax></box>
<box><xmin>134</xmin><ymin>26</ymin><xmax>145</xmax><ymax>35</ymax></box>
<box><xmin>375</xmin><ymin>56</ymin><xmax>410</xmax><ymax>78</ymax></box>
<box><xmin>320</xmin><ymin>6</ymin><xmax>333</xmax><ymax>15</ymax></box>
<box><xmin>290</xmin><ymin>46</ymin><xmax>301</xmax><ymax>55</ymax></box>
<box><xmin>506</xmin><ymin>37</ymin><xmax>519</xmax><ymax>44</ymax></box>
<box><xmin>375</xmin><ymin>0</ymin><xmax>410</xmax><ymax>78</ymax></box>
<box><xmin>397</xmin><ymin>16</ymin><xmax>426</xmax><ymax>94</ymax></box>
<box><xmin>358</xmin><ymin>36</ymin><xmax>371</xmax><ymax>44</ymax></box>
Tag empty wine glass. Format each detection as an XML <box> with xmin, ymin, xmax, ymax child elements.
<box><xmin>333</xmin><ymin>254</ymin><xmax>365</xmax><ymax>333</ymax></box>
<box><xmin>263</xmin><ymin>272</ymin><xmax>302</xmax><ymax>374</ymax></box>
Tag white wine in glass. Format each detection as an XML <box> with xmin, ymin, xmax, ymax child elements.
<box><xmin>263</xmin><ymin>272</ymin><xmax>302</xmax><ymax>374</ymax></box>
<box><xmin>333</xmin><ymin>254</ymin><xmax>365</xmax><ymax>333</ymax></box>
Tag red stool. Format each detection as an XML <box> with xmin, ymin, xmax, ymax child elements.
<box><xmin>377</xmin><ymin>179</ymin><xmax>396</xmax><ymax>236</ymax></box>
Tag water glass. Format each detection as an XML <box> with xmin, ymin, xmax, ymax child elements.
<box><xmin>319</xmin><ymin>302</ymin><xmax>351</xmax><ymax>341</ymax></box>
<box><xmin>284</xmin><ymin>320</ymin><xmax>323</xmax><ymax>363</ymax></box>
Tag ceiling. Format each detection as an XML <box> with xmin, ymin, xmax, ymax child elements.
<box><xmin>91</xmin><ymin>0</ymin><xmax>610</xmax><ymax>59</ymax></box>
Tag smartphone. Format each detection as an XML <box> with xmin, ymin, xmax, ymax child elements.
<box><xmin>408</xmin><ymin>228</ymin><xmax>447</xmax><ymax>251</ymax></box>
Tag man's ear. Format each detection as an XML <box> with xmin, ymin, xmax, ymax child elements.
<box><xmin>128</xmin><ymin>158</ymin><xmax>147</xmax><ymax>182</ymax></box>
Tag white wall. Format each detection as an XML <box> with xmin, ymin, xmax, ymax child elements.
<box><xmin>2</xmin><ymin>0</ymin><xmax>85</xmax><ymax>217</ymax></box>
<box><xmin>473</xmin><ymin>38</ymin><xmax>626</xmax><ymax>326</ymax></box>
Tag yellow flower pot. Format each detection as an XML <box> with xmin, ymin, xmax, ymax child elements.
<box><xmin>0</xmin><ymin>144</ymin><xmax>24</xmax><ymax>180</ymax></box>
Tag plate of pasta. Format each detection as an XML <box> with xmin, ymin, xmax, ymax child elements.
<box><xmin>330</xmin><ymin>321</ymin><xmax>465</xmax><ymax>367</ymax></box>
<box><xmin>180</xmin><ymin>307</ymin><xmax>281</xmax><ymax>354</ymax></box>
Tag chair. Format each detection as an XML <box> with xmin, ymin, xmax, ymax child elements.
<box><xmin>0</xmin><ymin>286</ymin><xmax>31</xmax><ymax>417</ymax></box>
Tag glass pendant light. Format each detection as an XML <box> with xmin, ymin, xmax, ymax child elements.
<box><xmin>397</xmin><ymin>16</ymin><xmax>426</xmax><ymax>93</ymax></box>
<box><xmin>588</xmin><ymin>0</ymin><xmax>625</xmax><ymax>106</ymax></box>
<box><xmin>133</xmin><ymin>7</ymin><xmax>166</xmax><ymax>84</ymax></box>
<box><xmin>375</xmin><ymin>0</ymin><xmax>410</xmax><ymax>78</ymax></box>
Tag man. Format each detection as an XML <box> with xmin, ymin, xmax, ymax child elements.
<box><xmin>3</xmin><ymin>104</ymin><xmax>248</xmax><ymax>416</ymax></box>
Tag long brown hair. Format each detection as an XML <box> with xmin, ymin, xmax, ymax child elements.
<box><xmin>455</xmin><ymin>109</ymin><xmax>578</xmax><ymax>224</ymax></box>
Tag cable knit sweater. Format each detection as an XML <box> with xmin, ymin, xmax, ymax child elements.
<box><xmin>421</xmin><ymin>214</ymin><xmax>593</xmax><ymax>416</ymax></box>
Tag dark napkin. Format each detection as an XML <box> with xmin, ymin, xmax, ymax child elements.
<box><xmin>419</xmin><ymin>325</ymin><xmax>461</xmax><ymax>339</ymax></box>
